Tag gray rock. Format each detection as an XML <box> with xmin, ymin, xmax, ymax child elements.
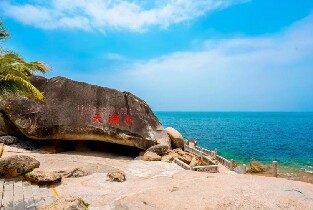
<box><xmin>146</xmin><ymin>144</ymin><xmax>169</xmax><ymax>156</ymax></box>
<box><xmin>165</xmin><ymin>127</ymin><xmax>185</xmax><ymax>149</ymax></box>
<box><xmin>0</xmin><ymin>135</ymin><xmax>19</xmax><ymax>145</ymax></box>
<box><xmin>0</xmin><ymin>76</ymin><xmax>170</xmax><ymax>150</ymax></box>
<box><xmin>142</xmin><ymin>151</ymin><xmax>161</xmax><ymax>161</ymax></box>
<box><xmin>0</xmin><ymin>155</ymin><xmax>40</xmax><ymax>178</ymax></box>
<box><xmin>25</xmin><ymin>169</ymin><xmax>62</xmax><ymax>185</ymax></box>
<box><xmin>107</xmin><ymin>171</ymin><xmax>126</xmax><ymax>182</ymax></box>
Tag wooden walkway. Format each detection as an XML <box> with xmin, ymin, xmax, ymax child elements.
<box><xmin>0</xmin><ymin>179</ymin><xmax>56</xmax><ymax>210</ymax></box>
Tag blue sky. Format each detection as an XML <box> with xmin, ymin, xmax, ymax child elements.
<box><xmin>1</xmin><ymin>0</ymin><xmax>313</xmax><ymax>111</ymax></box>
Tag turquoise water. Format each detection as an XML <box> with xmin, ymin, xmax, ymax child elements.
<box><xmin>155</xmin><ymin>112</ymin><xmax>313</xmax><ymax>174</ymax></box>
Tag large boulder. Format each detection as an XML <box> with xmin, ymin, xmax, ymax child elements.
<box><xmin>0</xmin><ymin>76</ymin><xmax>169</xmax><ymax>150</ymax></box>
<box><xmin>0</xmin><ymin>155</ymin><xmax>40</xmax><ymax>178</ymax></box>
<box><xmin>25</xmin><ymin>169</ymin><xmax>62</xmax><ymax>185</ymax></box>
<box><xmin>165</xmin><ymin>127</ymin><xmax>185</xmax><ymax>149</ymax></box>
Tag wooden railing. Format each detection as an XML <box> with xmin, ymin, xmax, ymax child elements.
<box><xmin>184</xmin><ymin>145</ymin><xmax>203</xmax><ymax>157</ymax></box>
<box><xmin>216</xmin><ymin>155</ymin><xmax>233</xmax><ymax>170</ymax></box>
<box><xmin>195</xmin><ymin>146</ymin><xmax>214</xmax><ymax>156</ymax></box>
<box><xmin>185</xmin><ymin>142</ymin><xmax>234</xmax><ymax>170</ymax></box>
<box><xmin>191</xmin><ymin>165</ymin><xmax>218</xmax><ymax>173</ymax></box>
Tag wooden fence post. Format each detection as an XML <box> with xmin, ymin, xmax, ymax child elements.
<box><xmin>213</xmin><ymin>151</ymin><xmax>217</xmax><ymax>160</ymax></box>
<box><xmin>272</xmin><ymin>161</ymin><xmax>278</xmax><ymax>177</ymax></box>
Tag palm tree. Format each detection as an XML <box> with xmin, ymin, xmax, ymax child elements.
<box><xmin>0</xmin><ymin>21</ymin><xmax>9</xmax><ymax>40</ymax></box>
<box><xmin>0</xmin><ymin>20</ymin><xmax>49</xmax><ymax>100</ymax></box>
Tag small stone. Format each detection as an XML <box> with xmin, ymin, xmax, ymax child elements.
<box><xmin>39</xmin><ymin>197</ymin><xmax>89</xmax><ymax>210</ymax></box>
<box><xmin>142</xmin><ymin>151</ymin><xmax>161</xmax><ymax>161</ymax></box>
<box><xmin>146</xmin><ymin>144</ymin><xmax>169</xmax><ymax>156</ymax></box>
<box><xmin>25</xmin><ymin>169</ymin><xmax>62</xmax><ymax>185</ymax></box>
<box><xmin>107</xmin><ymin>171</ymin><xmax>126</xmax><ymax>182</ymax></box>
<box><xmin>0</xmin><ymin>155</ymin><xmax>40</xmax><ymax>178</ymax></box>
<box><xmin>161</xmin><ymin>155</ymin><xmax>174</xmax><ymax>163</ymax></box>
<box><xmin>168</xmin><ymin>150</ymin><xmax>179</xmax><ymax>159</ymax></box>
<box><xmin>56</xmin><ymin>168</ymin><xmax>88</xmax><ymax>178</ymax></box>
<box><xmin>0</xmin><ymin>136</ymin><xmax>19</xmax><ymax>145</ymax></box>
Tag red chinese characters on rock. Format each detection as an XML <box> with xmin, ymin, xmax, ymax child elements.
<box><xmin>124</xmin><ymin>114</ymin><xmax>133</xmax><ymax>126</ymax></box>
<box><xmin>92</xmin><ymin>113</ymin><xmax>103</xmax><ymax>123</ymax></box>
<box><xmin>109</xmin><ymin>114</ymin><xmax>120</xmax><ymax>125</ymax></box>
<box><xmin>92</xmin><ymin>113</ymin><xmax>133</xmax><ymax>126</ymax></box>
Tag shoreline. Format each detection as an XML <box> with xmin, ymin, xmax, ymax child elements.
<box><xmin>193</xmin><ymin>143</ymin><xmax>313</xmax><ymax>184</ymax></box>
<box><xmin>1</xmin><ymin>145</ymin><xmax>313</xmax><ymax>209</ymax></box>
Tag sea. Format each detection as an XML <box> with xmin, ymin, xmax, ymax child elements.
<box><xmin>155</xmin><ymin>112</ymin><xmax>313</xmax><ymax>183</ymax></box>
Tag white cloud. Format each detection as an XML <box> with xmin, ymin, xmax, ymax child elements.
<box><xmin>0</xmin><ymin>0</ymin><xmax>247</xmax><ymax>32</ymax></box>
<box><xmin>95</xmin><ymin>13</ymin><xmax>313</xmax><ymax>111</ymax></box>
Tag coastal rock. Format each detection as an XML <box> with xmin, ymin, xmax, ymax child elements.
<box><xmin>234</xmin><ymin>165</ymin><xmax>247</xmax><ymax>174</ymax></box>
<box><xmin>247</xmin><ymin>161</ymin><xmax>271</xmax><ymax>173</ymax></box>
<box><xmin>0</xmin><ymin>155</ymin><xmax>40</xmax><ymax>178</ymax></box>
<box><xmin>0</xmin><ymin>76</ymin><xmax>169</xmax><ymax>150</ymax></box>
<box><xmin>39</xmin><ymin>198</ymin><xmax>89</xmax><ymax>210</ymax></box>
<box><xmin>142</xmin><ymin>151</ymin><xmax>161</xmax><ymax>161</ymax></box>
<box><xmin>0</xmin><ymin>136</ymin><xmax>18</xmax><ymax>145</ymax></box>
<box><xmin>25</xmin><ymin>169</ymin><xmax>62</xmax><ymax>185</ymax></box>
<box><xmin>161</xmin><ymin>155</ymin><xmax>174</xmax><ymax>163</ymax></box>
<box><xmin>165</xmin><ymin>127</ymin><xmax>185</xmax><ymax>149</ymax></box>
<box><xmin>107</xmin><ymin>171</ymin><xmax>126</xmax><ymax>182</ymax></box>
<box><xmin>146</xmin><ymin>144</ymin><xmax>169</xmax><ymax>156</ymax></box>
<box><xmin>156</xmin><ymin>136</ymin><xmax>172</xmax><ymax>149</ymax></box>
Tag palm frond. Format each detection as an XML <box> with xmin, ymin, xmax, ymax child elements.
<box><xmin>0</xmin><ymin>74</ymin><xmax>44</xmax><ymax>100</ymax></box>
<box><xmin>0</xmin><ymin>20</ymin><xmax>9</xmax><ymax>40</ymax></box>
<box><xmin>0</xmin><ymin>52</ymin><xmax>50</xmax><ymax>76</ymax></box>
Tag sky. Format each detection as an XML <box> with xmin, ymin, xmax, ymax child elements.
<box><xmin>1</xmin><ymin>0</ymin><xmax>313</xmax><ymax>111</ymax></box>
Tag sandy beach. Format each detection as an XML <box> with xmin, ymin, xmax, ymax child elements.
<box><xmin>2</xmin><ymin>145</ymin><xmax>313</xmax><ymax>210</ymax></box>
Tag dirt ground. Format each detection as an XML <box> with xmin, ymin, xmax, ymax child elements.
<box><xmin>2</xmin><ymin>145</ymin><xmax>313</xmax><ymax>210</ymax></box>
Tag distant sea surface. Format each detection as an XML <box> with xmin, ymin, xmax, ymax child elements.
<box><xmin>155</xmin><ymin>112</ymin><xmax>313</xmax><ymax>182</ymax></box>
